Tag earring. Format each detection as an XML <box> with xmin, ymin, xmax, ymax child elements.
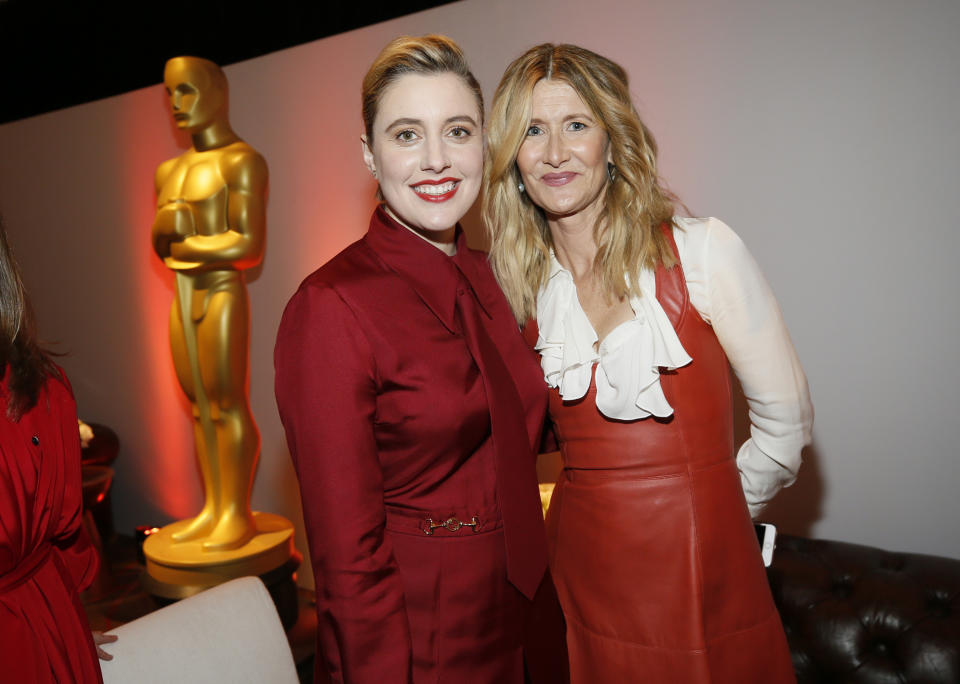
<box><xmin>372</xmin><ymin>170</ymin><xmax>378</xmax><ymax>179</ymax></box>
<box><xmin>607</xmin><ymin>163</ymin><xmax>618</xmax><ymax>182</ymax></box>
<box><xmin>518</xmin><ymin>181</ymin><xmax>525</xmax><ymax>193</ymax></box>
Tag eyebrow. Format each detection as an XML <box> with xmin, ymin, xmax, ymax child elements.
<box><xmin>528</xmin><ymin>112</ymin><xmax>596</xmax><ymax>125</ymax></box>
<box><xmin>383</xmin><ymin>114</ymin><xmax>479</xmax><ymax>130</ymax></box>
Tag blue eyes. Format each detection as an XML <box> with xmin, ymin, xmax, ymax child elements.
<box><xmin>526</xmin><ymin>122</ymin><xmax>588</xmax><ymax>136</ymax></box>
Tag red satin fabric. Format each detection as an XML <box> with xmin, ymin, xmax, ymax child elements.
<box><xmin>275</xmin><ymin>208</ymin><xmax>559</xmax><ymax>684</ymax></box>
<box><xmin>456</xmin><ymin>283</ymin><xmax>548</xmax><ymax>600</ymax></box>
<box><xmin>539</xmin><ymin>230</ymin><xmax>795</xmax><ymax>682</ymax></box>
<box><xmin>0</xmin><ymin>368</ymin><xmax>102</xmax><ymax>683</ymax></box>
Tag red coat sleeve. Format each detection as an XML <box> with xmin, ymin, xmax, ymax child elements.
<box><xmin>275</xmin><ymin>282</ymin><xmax>412</xmax><ymax>684</ymax></box>
<box><xmin>50</xmin><ymin>372</ymin><xmax>99</xmax><ymax>594</ymax></box>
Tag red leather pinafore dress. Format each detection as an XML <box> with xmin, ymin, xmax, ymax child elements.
<box><xmin>542</xmin><ymin>230</ymin><xmax>795</xmax><ymax>683</ymax></box>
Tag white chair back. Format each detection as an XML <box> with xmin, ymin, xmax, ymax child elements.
<box><xmin>99</xmin><ymin>576</ymin><xmax>299</xmax><ymax>683</ymax></box>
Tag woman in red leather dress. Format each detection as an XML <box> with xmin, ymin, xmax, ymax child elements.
<box><xmin>484</xmin><ymin>44</ymin><xmax>814</xmax><ymax>682</ymax></box>
<box><xmin>0</xmin><ymin>216</ymin><xmax>113</xmax><ymax>682</ymax></box>
<box><xmin>275</xmin><ymin>36</ymin><xmax>563</xmax><ymax>684</ymax></box>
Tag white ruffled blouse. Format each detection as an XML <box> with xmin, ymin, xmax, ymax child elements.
<box><xmin>535</xmin><ymin>217</ymin><xmax>813</xmax><ymax>516</ymax></box>
<box><xmin>537</xmin><ymin>243</ymin><xmax>692</xmax><ymax>420</ymax></box>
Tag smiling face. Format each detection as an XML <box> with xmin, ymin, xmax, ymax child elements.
<box><xmin>516</xmin><ymin>79</ymin><xmax>612</xmax><ymax>226</ymax></box>
<box><xmin>362</xmin><ymin>72</ymin><xmax>483</xmax><ymax>243</ymax></box>
<box><xmin>163</xmin><ymin>58</ymin><xmax>224</xmax><ymax>132</ymax></box>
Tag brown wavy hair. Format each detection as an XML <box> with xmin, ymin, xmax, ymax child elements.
<box><xmin>0</xmin><ymin>214</ymin><xmax>58</xmax><ymax>419</ymax></box>
<box><xmin>484</xmin><ymin>43</ymin><xmax>678</xmax><ymax>323</ymax></box>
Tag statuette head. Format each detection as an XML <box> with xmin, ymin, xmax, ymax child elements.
<box><xmin>163</xmin><ymin>56</ymin><xmax>228</xmax><ymax>131</ymax></box>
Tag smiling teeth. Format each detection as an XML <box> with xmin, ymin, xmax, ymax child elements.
<box><xmin>414</xmin><ymin>181</ymin><xmax>457</xmax><ymax>195</ymax></box>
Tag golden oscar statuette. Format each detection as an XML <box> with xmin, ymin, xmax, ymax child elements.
<box><xmin>144</xmin><ymin>56</ymin><xmax>297</xmax><ymax>599</ymax></box>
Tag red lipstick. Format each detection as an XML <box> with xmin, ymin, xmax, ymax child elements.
<box><xmin>411</xmin><ymin>177</ymin><xmax>461</xmax><ymax>203</ymax></box>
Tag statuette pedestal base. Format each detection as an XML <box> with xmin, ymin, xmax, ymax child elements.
<box><xmin>142</xmin><ymin>512</ymin><xmax>301</xmax><ymax>627</ymax></box>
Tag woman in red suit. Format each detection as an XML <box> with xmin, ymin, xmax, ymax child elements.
<box><xmin>275</xmin><ymin>36</ymin><xmax>561</xmax><ymax>684</ymax></box>
<box><xmin>0</xmin><ymin>216</ymin><xmax>114</xmax><ymax>682</ymax></box>
<box><xmin>484</xmin><ymin>44</ymin><xmax>813</xmax><ymax>682</ymax></box>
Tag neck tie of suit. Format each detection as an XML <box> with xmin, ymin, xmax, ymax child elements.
<box><xmin>456</xmin><ymin>283</ymin><xmax>547</xmax><ymax>600</ymax></box>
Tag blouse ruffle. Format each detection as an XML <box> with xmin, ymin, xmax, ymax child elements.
<box><xmin>535</xmin><ymin>252</ymin><xmax>692</xmax><ymax>420</ymax></box>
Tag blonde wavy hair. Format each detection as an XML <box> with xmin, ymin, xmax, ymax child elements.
<box><xmin>484</xmin><ymin>43</ymin><xmax>678</xmax><ymax>324</ymax></box>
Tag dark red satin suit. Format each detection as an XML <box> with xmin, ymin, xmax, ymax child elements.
<box><xmin>0</xmin><ymin>369</ymin><xmax>102</xmax><ymax>683</ymax></box>
<box><xmin>275</xmin><ymin>208</ymin><xmax>559</xmax><ymax>684</ymax></box>
<box><xmin>537</xmin><ymin>232</ymin><xmax>796</xmax><ymax>682</ymax></box>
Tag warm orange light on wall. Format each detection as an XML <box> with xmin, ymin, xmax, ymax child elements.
<box><xmin>114</xmin><ymin>91</ymin><xmax>202</xmax><ymax>520</ymax></box>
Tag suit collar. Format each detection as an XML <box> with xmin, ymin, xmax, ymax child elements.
<box><xmin>365</xmin><ymin>205</ymin><xmax>494</xmax><ymax>333</ymax></box>
<box><xmin>450</xmin><ymin>237</ymin><xmax>496</xmax><ymax>320</ymax></box>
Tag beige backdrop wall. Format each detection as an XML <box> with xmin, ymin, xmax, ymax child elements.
<box><xmin>2</xmin><ymin>0</ymin><xmax>958</xmax><ymax>589</ymax></box>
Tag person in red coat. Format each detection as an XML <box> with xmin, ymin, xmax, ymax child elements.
<box><xmin>0</xmin><ymin>215</ymin><xmax>116</xmax><ymax>682</ymax></box>
<box><xmin>275</xmin><ymin>36</ymin><xmax>564</xmax><ymax>684</ymax></box>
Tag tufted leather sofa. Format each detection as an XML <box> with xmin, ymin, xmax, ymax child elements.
<box><xmin>766</xmin><ymin>534</ymin><xmax>960</xmax><ymax>683</ymax></box>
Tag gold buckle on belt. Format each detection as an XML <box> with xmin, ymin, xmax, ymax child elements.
<box><xmin>423</xmin><ymin>516</ymin><xmax>482</xmax><ymax>536</ymax></box>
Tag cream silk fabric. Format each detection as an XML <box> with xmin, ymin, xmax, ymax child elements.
<box><xmin>534</xmin><ymin>217</ymin><xmax>813</xmax><ymax>516</ymax></box>
<box><xmin>537</xmin><ymin>246</ymin><xmax>692</xmax><ymax>420</ymax></box>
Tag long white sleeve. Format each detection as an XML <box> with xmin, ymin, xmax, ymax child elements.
<box><xmin>673</xmin><ymin>217</ymin><xmax>813</xmax><ymax>517</ymax></box>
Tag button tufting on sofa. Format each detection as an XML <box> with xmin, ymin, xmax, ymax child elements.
<box><xmin>767</xmin><ymin>534</ymin><xmax>960</xmax><ymax>683</ymax></box>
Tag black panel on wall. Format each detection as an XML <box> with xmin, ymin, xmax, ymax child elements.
<box><xmin>0</xmin><ymin>0</ymin><xmax>459</xmax><ymax>124</ymax></box>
